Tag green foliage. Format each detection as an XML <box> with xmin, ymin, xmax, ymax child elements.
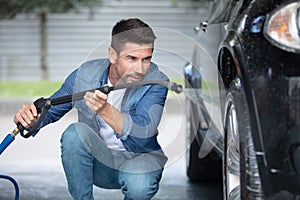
<box><xmin>0</xmin><ymin>0</ymin><xmax>103</xmax><ymax>19</ymax></box>
<box><xmin>0</xmin><ymin>81</ymin><xmax>63</xmax><ymax>97</ymax></box>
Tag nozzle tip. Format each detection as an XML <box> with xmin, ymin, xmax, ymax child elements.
<box><xmin>168</xmin><ymin>82</ymin><xmax>183</xmax><ymax>94</ymax></box>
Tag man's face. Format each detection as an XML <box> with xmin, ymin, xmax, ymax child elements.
<box><xmin>109</xmin><ymin>42</ymin><xmax>153</xmax><ymax>84</ymax></box>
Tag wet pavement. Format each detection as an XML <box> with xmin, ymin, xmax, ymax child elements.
<box><xmin>0</xmin><ymin>98</ymin><xmax>222</xmax><ymax>200</ymax></box>
<box><xmin>0</xmin><ymin>156</ymin><xmax>222</xmax><ymax>200</ymax></box>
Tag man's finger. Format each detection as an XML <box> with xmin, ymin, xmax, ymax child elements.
<box><xmin>30</xmin><ymin>104</ymin><xmax>38</xmax><ymax>117</ymax></box>
<box><xmin>95</xmin><ymin>90</ymin><xmax>108</xmax><ymax>100</ymax></box>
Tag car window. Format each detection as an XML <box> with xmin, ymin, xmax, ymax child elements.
<box><xmin>206</xmin><ymin>0</ymin><xmax>239</xmax><ymax>24</ymax></box>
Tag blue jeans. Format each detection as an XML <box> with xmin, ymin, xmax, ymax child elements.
<box><xmin>60</xmin><ymin>122</ymin><xmax>164</xmax><ymax>200</ymax></box>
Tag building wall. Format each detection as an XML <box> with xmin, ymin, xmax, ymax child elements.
<box><xmin>0</xmin><ymin>0</ymin><xmax>207</xmax><ymax>81</ymax></box>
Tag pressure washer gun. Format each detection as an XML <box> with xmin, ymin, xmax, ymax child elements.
<box><xmin>0</xmin><ymin>80</ymin><xmax>182</xmax><ymax>155</ymax></box>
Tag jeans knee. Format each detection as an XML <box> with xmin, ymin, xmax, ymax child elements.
<box><xmin>60</xmin><ymin>122</ymin><xmax>92</xmax><ymax>154</ymax></box>
<box><xmin>61</xmin><ymin>123</ymin><xmax>79</xmax><ymax>148</ymax></box>
<box><xmin>120</xmin><ymin>172</ymin><xmax>161</xmax><ymax>200</ymax></box>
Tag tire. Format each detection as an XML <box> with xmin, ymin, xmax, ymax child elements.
<box><xmin>223</xmin><ymin>78</ymin><xmax>264</xmax><ymax>199</ymax></box>
<box><xmin>187</xmin><ymin>137</ymin><xmax>222</xmax><ymax>182</ymax></box>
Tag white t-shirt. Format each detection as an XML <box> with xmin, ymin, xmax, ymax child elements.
<box><xmin>97</xmin><ymin>79</ymin><xmax>126</xmax><ymax>151</ymax></box>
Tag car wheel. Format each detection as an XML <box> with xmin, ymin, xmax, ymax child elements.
<box><xmin>223</xmin><ymin>78</ymin><xmax>264</xmax><ymax>199</ymax></box>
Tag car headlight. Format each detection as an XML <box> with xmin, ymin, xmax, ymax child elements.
<box><xmin>264</xmin><ymin>1</ymin><xmax>300</xmax><ymax>53</ymax></box>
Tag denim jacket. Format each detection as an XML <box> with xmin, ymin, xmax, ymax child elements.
<box><xmin>36</xmin><ymin>58</ymin><xmax>169</xmax><ymax>154</ymax></box>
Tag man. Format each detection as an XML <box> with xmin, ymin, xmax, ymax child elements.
<box><xmin>14</xmin><ymin>18</ymin><xmax>168</xmax><ymax>200</ymax></box>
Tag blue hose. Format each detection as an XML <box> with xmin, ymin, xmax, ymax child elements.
<box><xmin>0</xmin><ymin>133</ymin><xmax>19</xmax><ymax>199</ymax></box>
<box><xmin>0</xmin><ymin>134</ymin><xmax>15</xmax><ymax>155</ymax></box>
<box><xmin>0</xmin><ymin>174</ymin><xmax>19</xmax><ymax>200</ymax></box>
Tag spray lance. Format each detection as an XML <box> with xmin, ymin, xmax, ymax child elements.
<box><xmin>0</xmin><ymin>80</ymin><xmax>182</xmax><ymax>154</ymax></box>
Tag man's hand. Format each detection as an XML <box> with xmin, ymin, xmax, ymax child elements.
<box><xmin>14</xmin><ymin>104</ymin><xmax>39</xmax><ymax>128</ymax></box>
<box><xmin>84</xmin><ymin>90</ymin><xmax>124</xmax><ymax>135</ymax></box>
<box><xmin>84</xmin><ymin>90</ymin><xmax>108</xmax><ymax>115</ymax></box>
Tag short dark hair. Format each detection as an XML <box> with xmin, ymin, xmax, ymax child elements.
<box><xmin>111</xmin><ymin>18</ymin><xmax>156</xmax><ymax>54</ymax></box>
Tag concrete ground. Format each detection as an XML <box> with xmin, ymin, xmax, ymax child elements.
<box><xmin>0</xmin><ymin>97</ymin><xmax>222</xmax><ymax>200</ymax></box>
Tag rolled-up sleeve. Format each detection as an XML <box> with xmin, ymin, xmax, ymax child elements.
<box><xmin>117</xmin><ymin>112</ymin><xmax>133</xmax><ymax>140</ymax></box>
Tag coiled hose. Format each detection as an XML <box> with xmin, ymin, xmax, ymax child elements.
<box><xmin>0</xmin><ymin>174</ymin><xmax>19</xmax><ymax>200</ymax></box>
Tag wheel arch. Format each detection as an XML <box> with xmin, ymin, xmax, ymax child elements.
<box><xmin>218</xmin><ymin>47</ymin><xmax>237</xmax><ymax>91</ymax></box>
<box><xmin>217</xmin><ymin>32</ymin><xmax>244</xmax><ymax>92</ymax></box>
<box><xmin>216</xmin><ymin>31</ymin><xmax>245</xmax><ymax>120</ymax></box>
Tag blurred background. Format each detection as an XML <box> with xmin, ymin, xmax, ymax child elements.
<box><xmin>0</xmin><ymin>0</ymin><xmax>208</xmax><ymax>82</ymax></box>
<box><xmin>0</xmin><ymin>0</ymin><xmax>222</xmax><ymax>199</ymax></box>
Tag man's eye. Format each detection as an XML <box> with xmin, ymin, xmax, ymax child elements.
<box><xmin>143</xmin><ymin>57</ymin><xmax>151</xmax><ymax>62</ymax></box>
<box><xmin>128</xmin><ymin>56</ymin><xmax>136</xmax><ymax>61</ymax></box>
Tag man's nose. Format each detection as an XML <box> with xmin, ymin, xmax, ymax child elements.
<box><xmin>134</xmin><ymin>60</ymin><xmax>143</xmax><ymax>73</ymax></box>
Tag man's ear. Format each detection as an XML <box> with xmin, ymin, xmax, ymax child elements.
<box><xmin>108</xmin><ymin>47</ymin><xmax>118</xmax><ymax>64</ymax></box>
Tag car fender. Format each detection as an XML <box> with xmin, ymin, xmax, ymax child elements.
<box><xmin>218</xmin><ymin>29</ymin><xmax>268</xmax><ymax>167</ymax></box>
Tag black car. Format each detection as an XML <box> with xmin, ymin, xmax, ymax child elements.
<box><xmin>184</xmin><ymin>0</ymin><xmax>300</xmax><ymax>199</ymax></box>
